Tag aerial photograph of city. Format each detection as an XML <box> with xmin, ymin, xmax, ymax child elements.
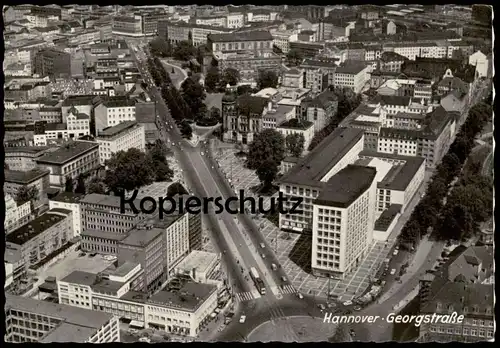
<box><xmin>3</xmin><ymin>4</ymin><xmax>494</xmax><ymax>343</ymax></box>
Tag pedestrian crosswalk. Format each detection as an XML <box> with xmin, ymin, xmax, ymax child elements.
<box><xmin>280</xmin><ymin>285</ymin><xmax>298</xmax><ymax>295</ymax></box>
<box><xmin>235</xmin><ymin>291</ymin><xmax>255</xmax><ymax>302</ymax></box>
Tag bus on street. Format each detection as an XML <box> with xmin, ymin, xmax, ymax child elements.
<box><xmin>249</xmin><ymin>267</ymin><xmax>266</xmax><ymax>295</ymax></box>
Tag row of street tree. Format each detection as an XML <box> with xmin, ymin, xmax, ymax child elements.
<box><xmin>398</xmin><ymin>102</ymin><xmax>493</xmax><ymax>248</ymax></box>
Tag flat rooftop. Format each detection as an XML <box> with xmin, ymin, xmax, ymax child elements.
<box><xmin>61</xmin><ymin>270</ymin><xmax>124</xmax><ymax>294</ymax></box>
<box><xmin>6</xmin><ymin>294</ymin><xmax>114</xmax><ymax>343</ymax></box>
<box><xmin>36</xmin><ymin>141</ymin><xmax>99</xmax><ymax>165</ymax></box>
<box><xmin>104</xmin><ymin>261</ymin><xmax>139</xmax><ymax>278</ymax></box>
<box><xmin>81</xmin><ymin>229</ymin><xmax>129</xmax><ymax>241</ymax></box>
<box><xmin>120</xmin><ymin>227</ymin><xmax>163</xmax><ymax>247</ymax></box>
<box><xmin>278</xmin><ymin>119</ymin><xmax>314</xmax><ymax>130</ymax></box>
<box><xmin>175</xmin><ymin>250</ymin><xmax>219</xmax><ymax>275</ymax></box>
<box><xmin>360</xmin><ymin>150</ymin><xmax>426</xmax><ymax>191</ymax></box>
<box><xmin>4</xmin><ymin>146</ymin><xmax>52</xmax><ymax>154</ymax></box>
<box><xmin>5</xmin><ymin>168</ymin><xmax>50</xmax><ymax>184</ymax></box>
<box><xmin>50</xmin><ymin>192</ymin><xmax>86</xmax><ymax>204</ymax></box>
<box><xmin>374</xmin><ymin>204</ymin><xmax>402</xmax><ymax>231</ymax></box>
<box><xmin>148</xmin><ymin>282</ymin><xmax>217</xmax><ymax>312</ymax></box>
<box><xmin>280</xmin><ymin>127</ymin><xmax>365</xmax><ymax>187</ymax></box>
<box><xmin>314</xmin><ymin>165</ymin><xmax>377</xmax><ymax>208</ymax></box>
<box><xmin>97</xmin><ymin>121</ymin><xmax>140</xmax><ymax>138</ymax></box>
<box><xmin>80</xmin><ymin>193</ymin><xmax>142</xmax><ymax>210</ymax></box>
<box><xmin>6</xmin><ymin>210</ymin><xmax>71</xmax><ymax>245</ymax></box>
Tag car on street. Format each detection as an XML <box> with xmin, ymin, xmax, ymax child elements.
<box><xmin>239</xmin><ymin>315</ymin><xmax>246</xmax><ymax>324</ymax></box>
<box><xmin>139</xmin><ymin>337</ymin><xmax>151</xmax><ymax>343</ymax></box>
<box><xmin>89</xmin><ymin>253</ymin><xmax>97</xmax><ymax>257</ymax></box>
<box><xmin>318</xmin><ymin>304</ymin><xmax>326</xmax><ymax>311</ymax></box>
<box><xmin>281</xmin><ymin>276</ymin><xmax>287</xmax><ymax>282</ymax></box>
<box><xmin>271</xmin><ymin>264</ymin><xmax>277</xmax><ymax>271</ymax></box>
<box><xmin>260</xmin><ymin>243</ymin><xmax>265</xmax><ymax>248</ymax></box>
<box><xmin>354</xmin><ymin>305</ymin><xmax>362</xmax><ymax>311</ymax></box>
<box><xmin>201</xmin><ymin>152</ymin><xmax>204</xmax><ymax>156</ymax></box>
<box><xmin>393</xmin><ymin>249</ymin><xmax>399</xmax><ymax>256</ymax></box>
<box><xmin>343</xmin><ymin>300</ymin><xmax>353</xmax><ymax>306</ymax></box>
<box><xmin>297</xmin><ymin>293</ymin><xmax>304</xmax><ymax>299</ymax></box>
<box><xmin>261</xmin><ymin>253</ymin><xmax>266</xmax><ymax>259</ymax></box>
<box><xmin>390</xmin><ymin>268</ymin><xmax>396</xmax><ymax>275</ymax></box>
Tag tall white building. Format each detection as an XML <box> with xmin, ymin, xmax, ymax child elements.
<box><xmin>94</xmin><ymin>96</ymin><xmax>136</xmax><ymax>135</ymax></box>
<box><xmin>4</xmin><ymin>194</ymin><xmax>31</xmax><ymax>234</ymax></box>
<box><xmin>49</xmin><ymin>192</ymin><xmax>85</xmax><ymax>237</ymax></box>
<box><xmin>334</xmin><ymin>61</ymin><xmax>371</xmax><ymax>94</ymax></box>
<box><xmin>96</xmin><ymin>121</ymin><xmax>145</xmax><ymax>165</ymax></box>
<box><xmin>311</xmin><ymin>165</ymin><xmax>377</xmax><ymax>279</ymax></box>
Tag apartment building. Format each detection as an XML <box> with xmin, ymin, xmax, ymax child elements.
<box><xmin>94</xmin><ymin>96</ymin><xmax>137</xmax><ymax>134</ymax></box>
<box><xmin>5</xmin><ymin>208</ymin><xmax>73</xmax><ymax>268</ymax></box>
<box><xmin>61</xmin><ymin>95</ymin><xmax>101</xmax><ymax>124</ymax></box>
<box><xmin>300</xmin><ymin>58</ymin><xmax>338</xmax><ymax>95</ymax></box>
<box><xmin>378</xmin><ymin>51</ymin><xmax>408</xmax><ymax>73</ymax></box>
<box><xmin>57</xmin><ymin>264</ymin><xmax>218</xmax><ymax>337</ymax></box>
<box><xmin>96</xmin><ymin>121</ymin><xmax>145</xmax><ymax>165</ymax></box>
<box><xmin>35</xmin><ymin>141</ymin><xmax>100</xmax><ymax>188</ymax></box>
<box><xmin>383</xmin><ymin>42</ymin><xmax>448</xmax><ymax>60</ymax></box>
<box><xmin>4</xmin><ymin>194</ymin><xmax>32</xmax><ymax>234</ymax></box>
<box><xmin>277</xmin><ymin>119</ymin><xmax>315</xmax><ymax>155</ymax></box>
<box><xmin>191</xmin><ymin>24</ymin><xmax>234</xmax><ymax>46</ymax></box>
<box><xmin>300</xmin><ymin>90</ymin><xmax>339</xmax><ymax>133</ymax></box>
<box><xmin>413</xmin><ymin>80</ymin><xmax>433</xmax><ymax>102</ymax></box>
<box><xmin>215</xmin><ymin>50</ymin><xmax>282</xmax><ymax>82</ymax></box>
<box><xmin>4</xmin><ymin>169</ymin><xmax>50</xmax><ymax>211</ymax></box>
<box><xmin>311</xmin><ymin>165</ymin><xmax>377</xmax><ymax>279</ymax></box>
<box><xmin>32</xmin><ymin>49</ymin><xmax>71</xmax><ymax>78</ymax></box>
<box><xmin>377</xmin><ymin>106</ymin><xmax>455</xmax><ymax>168</ymax></box>
<box><xmin>279</xmin><ymin>127</ymin><xmax>365</xmax><ymax>232</ymax></box>
<box><xmin>4</xmin><ymin>146</ymin><xmax>54</xmax><ymax>171</ymax></box>
<box><xmin>376</xmin><ymin>79</ymin><xmax>416</xmax><ymax>97</ymax></box>
<box><xmin>49</xmin><ymin>192</ymin><xmax>85</xmax><ymax>238</ymax></box>
<box><xmin>282</xmin><ymin>68</ymin><xmax>304</xmax><ymax>89</ymax></box>
<box><xmin>5</xmin><ymin>294</ymin><xmax>120</xmax><ymax>343</ymax></box>
<box><xmin>4</xmin><ymin>81</ymin><xmax>52</xmax><ymax>102</ymax></box>
<box><xmin>418</xmin><ymin>246</ymin><xmax>494</xmax><ymax>342</ymax></box>
<box><xmin>79</xmin><ymin>193</ymin><xmax>146</xmax><ymax>254</ymax></box>
<box><xmin>270</xmin><ymin>28</ymin><xmax>294</xmax><ymax>53</ymax></box>
<box><xmin>358</xmin><ymin>151</ymin><xmax>426</xmax><ymax>214</ymax></box>
<box><xmin>333</xmin><ymin>61</ymin><xmax>371</xmax><ymax>94</ymax></box>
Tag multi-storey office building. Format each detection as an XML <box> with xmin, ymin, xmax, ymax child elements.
<box><xmin>311</xmin><ymin>165</ymin><xmax>377</xmax><ymax>279</ymax></box>
<box><xmin>96</xmin><ymin>121</ymin><xmax>145</xmax><ymax>165</ymax></box>
<box><xmin>278</xmin><ymin>127</ymin><xmax>365</xmax><ymax>233</ymax></box>
<box><xmin>79</xmin><ymin>193</ymin><xmax>145</xmax><ymax>254</ymax></box>
<box><xmin>58</xmin><ymin>264</ymin><xmax>219</xmax><ymax>337</ymax></box>
<box><xmin>35</xmin><ymin>141</ymin><xmax>100</xmax><ymax>188</ymax></box>
<box><xmin>301</xmin><ymin>59</ymin><xmax>337</xmax><ymax>95</ymax></box>
<box><xmin>4</xmin><ymin>169</ymin><xmax>50</xmax><ymax>211</ymax></box>
<box><xmin>5</xmin><ymin>294</ymin><xmax>120</xmax><ymax>343</ymax></box>
<box><xmin>94</xmin><ymin>96</ymin><xmax>137</xmax><ymax>134</ymax></box>
<box><xmin>5</xmin><ymin>209</ymin><xmax>73</xmax><ymax>268</ymax></box>
<box><xmin>333</xmin><ymin>61</ymin><xmax>371</xmax><ymax>94</ymax></box>
<box><xmin>207</xmin><ymin>30</ymin><xmax>274</xmax><ymax>54</ymax></box>
<box><xmin>112</xmin><ymin>15</ymin><xmax>143</xmax><ymax>37</ymax></box>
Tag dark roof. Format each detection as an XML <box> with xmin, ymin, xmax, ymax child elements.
<box><xmin>97</xmin><ymin>121</ymin><xmax>139</xmax><ymax>138</ymax></box>
<box><xmin>280</xmin><ymin>127</ymin><xmax>365</xmax><ymax>187</ymax></box>
<box><xmin>62</xmin><ymin>95</ymin><xmax>100</xmax><ymax>106</ymax></box>
<box><xmin>208</xmin><ymin>30</ymin><xmax>273</xmax><ymax>43</ymax></box>
<box><xmin>301</xmin><ymin>58</ymin><xmax>337</xmax><ymax>68</ymax></box>
<box><xmin>374</xmin><ymin>204</ymin><xmax>402</xmax><ymax>231</ymax></box>
<box><xmin>50</xmin><ymin>192</ymin><xmax>85</xmax><ymax>204</ymax></box>
<box><xmin>309</xmin><ymin>90</ymin><xmax>338</xmax><ymax>108</ymax></box>
<box><xmin>335</xmin><ymin>60</ymin><xmax>368</xmax><ymax>75</ymax></box>
<box><xmin>6</xmin><ymin>210</ymin><xmax>71</xmax><ymax>245</ymax></box>
<box><xmin>236</xmin><ymin>94</ymin><xmax>269</xmax><ymax>116</ymax></box>
<box><xmin>5</xmin><ymin>168</ymin><xmax>50</xmax><ymax>184</ymax></box>
<box><xmin>278</xmin><ymin>119</ymin><xmax>313</xmax><ymax>130</ymax></box>
<box><xmin>380</xmin><ymin>51</ymin><xmax>408</xmax><ymax>62</ymax></box>
<box><xmin>379</xmin><ymin>127</ymin><xmax>420</xmax><ymax>141</ymax></box>
<box><xmin>100</xmin><ymin>96</ymin><xmax>136</xmax><ymax>108</ymax></box>
<box><xmin>36</xmin><ymin>141</ymin><xmax>99</xmax><ymax>165</ymax></box>
<box><xmin>147</xmin><ymin>282</ymin><xmax>217</xmax><ymax>312</ymax></box>
<box><xmin>371</xmin><ymin>94</ymin><xmax>411</xmax><ymax>106</ymax></box>
<box><xmin>314</xmin><ymin>165</ymin><xmax>377</xmax><ymax>208</ymax></box>
<box><xmin>377</xmin><ymin>156</ymin><xmax>425</xmax><ymax>191</ymax></box>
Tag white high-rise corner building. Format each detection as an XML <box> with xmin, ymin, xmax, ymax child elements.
<box><xmin>96</xmin><ymin>121</ymin><xmax>145</xmax><ymax>165</ymax></box>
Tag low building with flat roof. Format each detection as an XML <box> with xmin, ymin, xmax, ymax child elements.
<box><xmin>6</xmin><ymin>208</ymin><xmax>73</xmax><ymax>268</ymax></box>
<box><xmin>4</xmin><ymin>146</ymin><xmax>55</xmax><ymax>171</ymax></box>
<box><xmin>57</xmin><ymin>264</ymin><xmax>218</xmax><ymax>337</ymax></box>
<box><xmin>278</xmin><ymin>127</ymin><xmax>365</xmax><ymax>232</ymax></box>
<box><xmin>174</xmin><ymin>250</ymin><xmax>220</xmax><ymax>283</ymax></box>
<box><xmin>35</xmin><ymin>141</ymin><xmax>100</xmax><ymax>188</ymax></box>
<box><xmin>5</xmin><ymin>294</ymin><xmax>120</xmax><ymax>343</ymax></box>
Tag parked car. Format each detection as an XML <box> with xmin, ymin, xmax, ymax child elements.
<box><xmin>390</xmin><ymin>269</ymin><xmax>396</xmax><ymax>275</ymax></box>
<box><xmin>393</xmin><ymin>249</ymin><xmax>399</xmax><ymax>256</ymax></box>
<box><xmin>281</xmin><ymin>276</ymin><xmax>287</xmax><ymax>282</ymax></box>
<box><xmin>343</xmin><ymin>300</ymin><xmax>353</xmax><ymax>306</ymax></box>
<box><xmin>318</xmin><ymin>304</ymin><xmax>326</xmax><ymax>311</ymax></box>
<box><xmin>261</xmin><ymin>253</ymin><xmax>266</xmax><ymax>259</ymax></box>
<box><xmin>139</xmin><ymin>337</ymin><xmax>151</xmax><ymax>343</ymax></box>
<box><xmin>271</xmin><ymin>264</ymin><xmax>277</xmax><ymax>271</ymax></box>
<box><xmin>239</xmin><ymin>315</ymin><xmax>246</xmax><ymax>324</ymax></box>
<box><xmin>260</xmin><ymin>243</ymin><xmax>265</xmax><ymax>249</ymax></box>
<box><xmin>297</xmin><ymin>293</ymin><xmax>304</xmax><ymax>299</ymax></box>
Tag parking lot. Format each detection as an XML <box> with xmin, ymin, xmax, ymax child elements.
<box><xmin>212</xmin><ymin>146</ymin><xmax>399</xmax><ymax>301</ymax></box>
